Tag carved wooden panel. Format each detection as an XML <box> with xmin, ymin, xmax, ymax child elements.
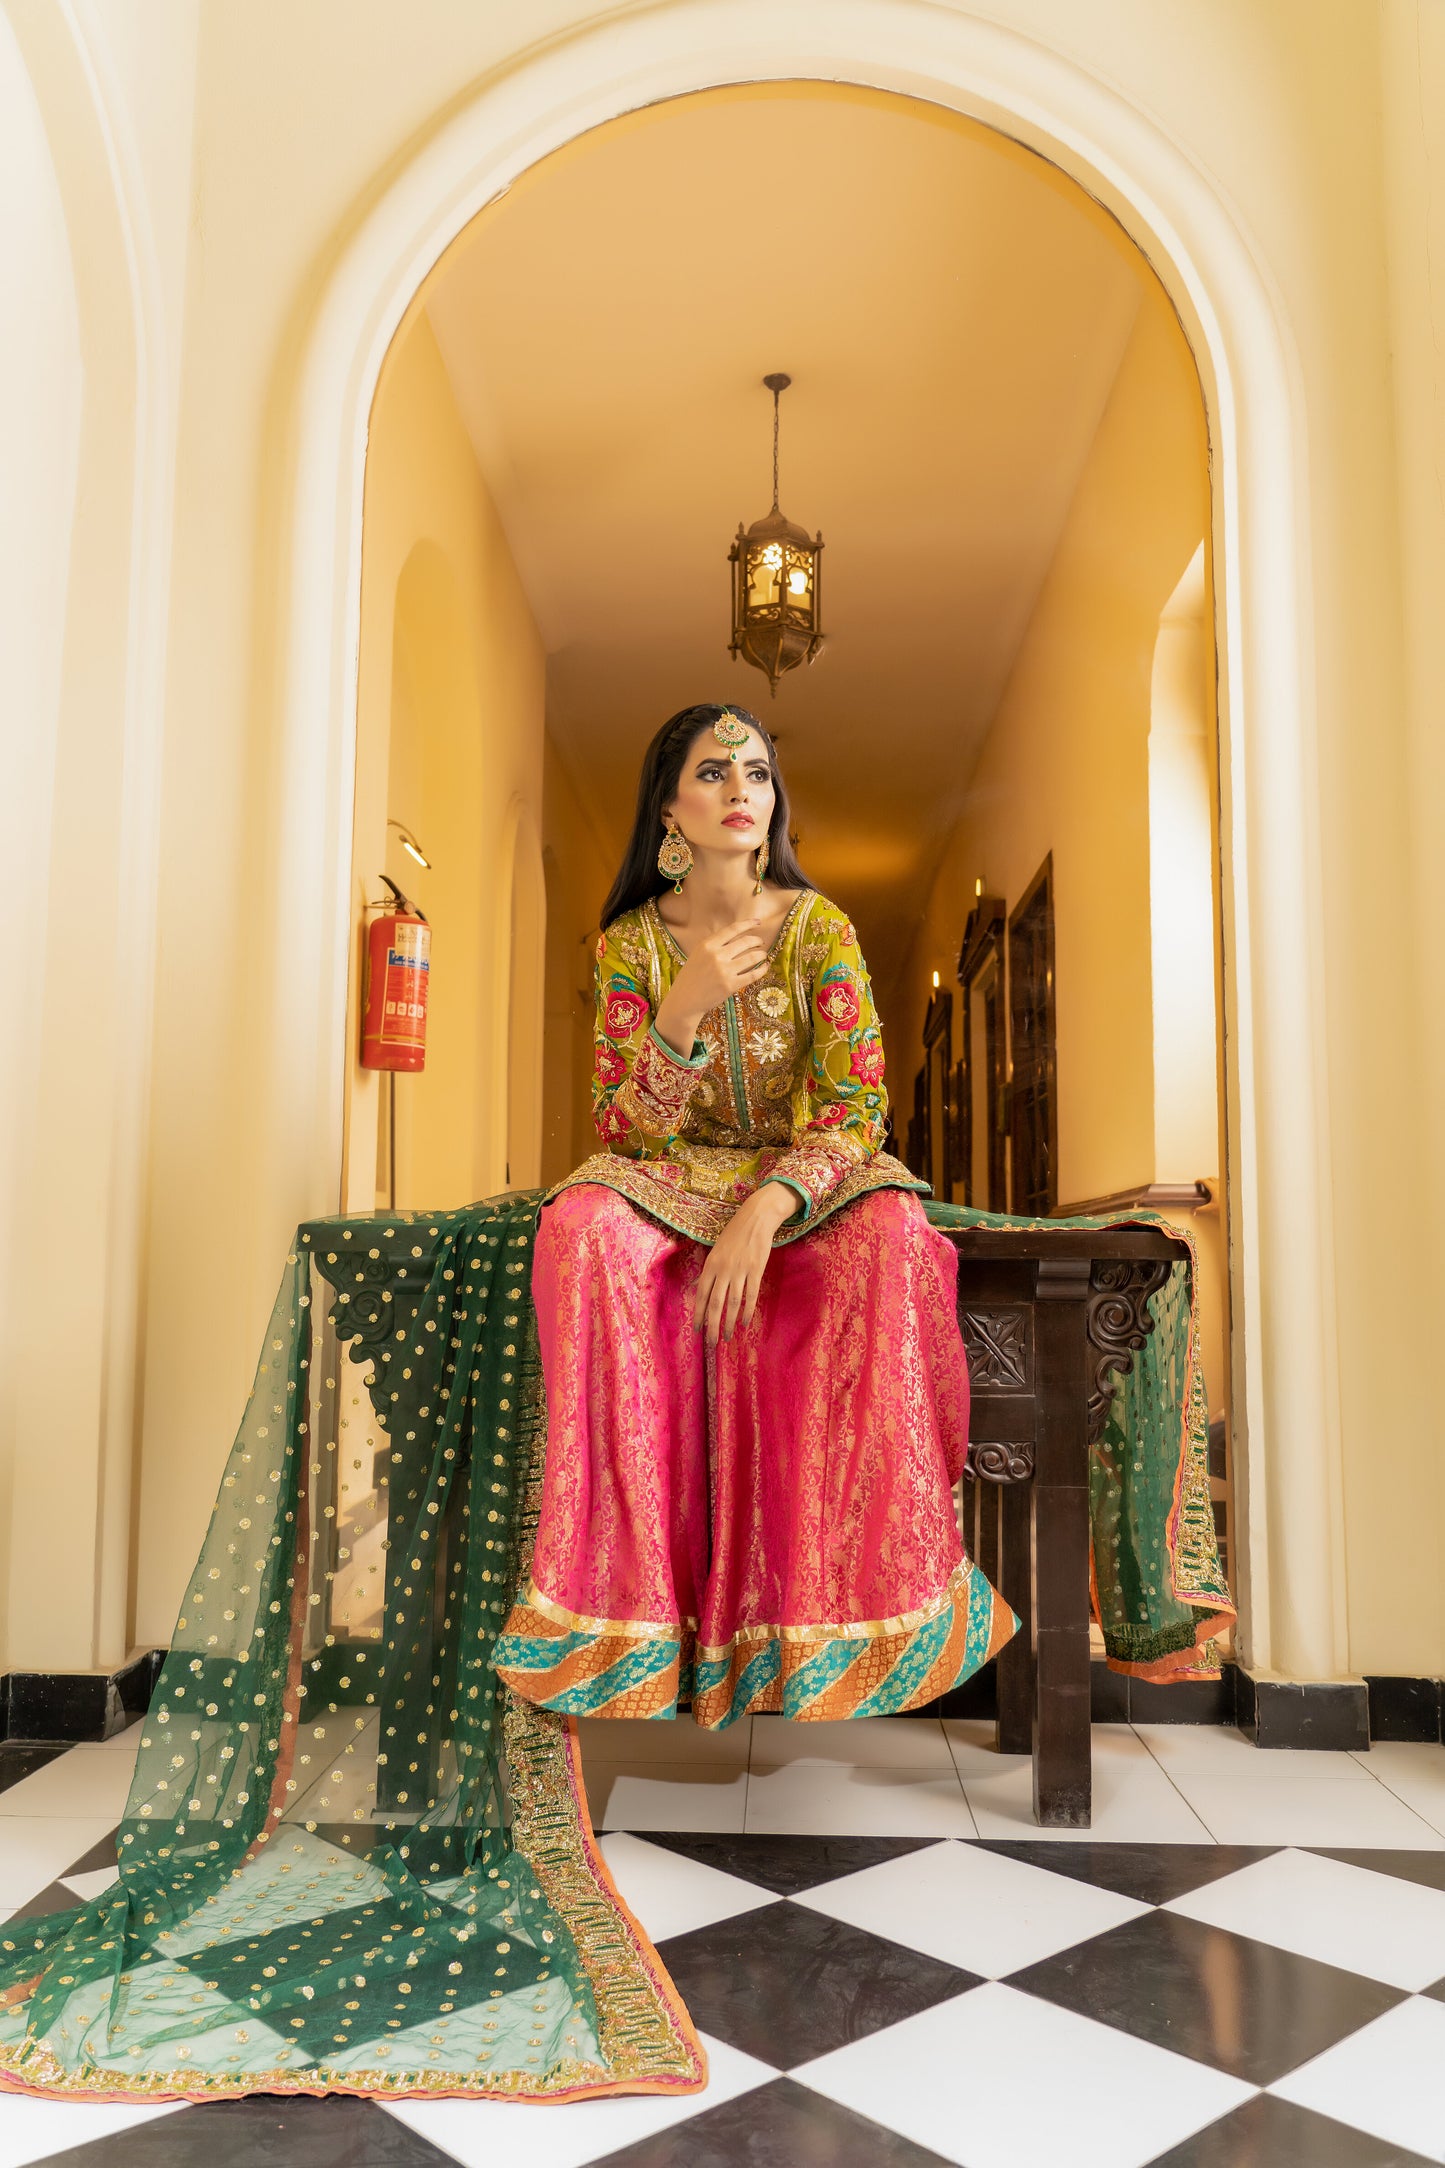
<box><xmin>967</xmin><ymin>1441</ymin><xmax>1035</xmax><ymax>1484</ymax></box>
<box><xmin>1084</xmin><ymin>1259</ymin><xmax>1172</xmax><ymax>1441</ymax></box>
<box><xmin>959</xmin><ymin>1307</ymin><xmax>1031</xmax><ymax>1390</ymax></box>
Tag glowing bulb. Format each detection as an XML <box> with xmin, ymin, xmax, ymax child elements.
<box><xmin>787</xmin><ymin>568</ymin><xmax>808</xmax><ymax>595</ymax></box>
<box><xmin>932</xmin><ymin>970</ymin><xmax>940</xmax><ymax>989</ymax></box>
<box><xmin>975</xmin><ymin>877</ymin><xmax>983</xmax><ymax>898</ymax></box>
<box><xmin>760</xmin><ymin>544</ymin><xmax>783</xmax><ymax>569</ymax></box>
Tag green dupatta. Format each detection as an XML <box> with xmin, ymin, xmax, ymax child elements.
<box><xmin>0</xmin><ymin>1189</ymin><xmax>1229</xmax><ymax>2101</ymax></box>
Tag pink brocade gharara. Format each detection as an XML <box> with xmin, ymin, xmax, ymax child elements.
<box><xmin>494</xmin><ymin>1185</ymin><xmax>1019</xmax><ymax>1725</ymax></box>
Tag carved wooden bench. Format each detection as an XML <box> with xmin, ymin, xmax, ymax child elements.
<box><xmin>937</xmin><ymin>1224</ymin><xmax>1190</xmax><ymax>1826</ymax></box>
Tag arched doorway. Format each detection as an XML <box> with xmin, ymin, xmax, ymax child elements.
<box><xmin>288</xmin><ymin>1</ymin><xmax>1338</xmax><ymax>1684</ymax></box>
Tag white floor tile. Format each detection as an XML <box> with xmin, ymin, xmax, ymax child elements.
<box><xmin>749</xmin><ymin>1714</ymin><xmax>954</xmax><ymax>1770</ymax></box>
<box><xmin>585</xmin><ymin>1761</ymin><xmax>749</xmax><ymax>1832</ymax></box>
<box><xmin>1166</xmin><ymin>1846</ymin><xmax>1445</xmax><ymax>1991</ymax></box>
<box><xmin>58</xmin><ymin>1864</ymin><xmax>121</xmax><ymax>1904</ymax></box>
<box><xmin>744</xmin><ymin>1762</ymin><xmax>975</xmax><ymax>1838</ymax></box>
<box><xmin>794</xmin><ymin>1983</ymin><xmax>1253</xmax><ymax>2168</ymax></box>
<box><xmin>595</xmin><ymin>1832</ymin><xmax>775</xmax><ymax>1943</ymax></box>
<box><xmin>1356</xmin><ymin>1741</ymin><xmax>1445</xmax><ymax>1836</ymax></box>
<box><xmin>795</xmin><ymin>1837</ymin><xmax>1149</xmax><ymax>1977</ymax></box>
<box><xmin>960</xmin><ymin>1748</ymin><xmax>1214</xmax><ymax>1843</ymax></box>
<box><xmin>0</xmin><ymin>1818</ymin><xmax>119</xmax><ymax>1907</ymax></box>
<box><xmin>577</xmin><ymin>1714</ymin><xmax>752</xmax><ymax>1766</ymax></box>
<box><xmin>380</xmin><ymin>2031</ymin><xmax>773</xmax><ymax>2168</ymax></box>
<box><xmin>0</xmin><ymin>2098</ymin><xmax>183</xmax><ymax>2166</ymax></box>
<box><xmin>1169</xmin><ymin>1772</ymin><xmax>1445</xmax><ymax>1848</ymax></box>
<box><xmin>0</xmin><ymin>1747</ymin><xmax>136</xmax><ymax>1821</ymax></box>
<box><xmin>1270</xmin><ymin>1996</ymin><xmax>1445</xmax><ymax>2164</ymax></box>
<box><xmin>943</xmin><ymin>1719</ymin><xmax>1154</xmax><ymax>1781</ymax></box>
<box><xmin>1135</xmin><ymin>1724</ymin><xmax>1374</xmax><ymax>1780</ymax></box>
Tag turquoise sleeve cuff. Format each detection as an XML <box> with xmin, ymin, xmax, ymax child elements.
<box><xmin>647</xmin><ymin>1022</ymin><xmax>709</xmax><ymax>1069</ymax></box>
<box><xmin>760</xmin><ymin>1174</ymin><xmax>813</xmax><ymax>1222</ymax></box>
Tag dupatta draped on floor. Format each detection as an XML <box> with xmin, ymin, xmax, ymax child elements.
<box><xmin>0</xmin><ymin>1188</ymin><xmax>1230</xmax><ymax>2101</ymax></box>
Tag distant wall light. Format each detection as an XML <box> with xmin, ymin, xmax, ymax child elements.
<box><xmin>975</xmin><ymin>877</ymin><xmax>984</xmax><ymax>898</ymax></box>
<box><xmin>388</xmin><ymin>819</ymin><xmax>432</xmax><ymax>871</ymax></box>
<box><xmin>932</xmin><ymin>970</ymin><xmax>941</xmax><ymax>989</ymax></box>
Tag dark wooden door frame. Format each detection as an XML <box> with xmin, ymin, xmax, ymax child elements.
<box><xmin>1007</xmin><ymin>854</ymin><xmax>1058</xmax><ymax>1217</ymax></box>
<box><xmin>956</xmin><ymin>892</ymin><xmax>1007</xmax><ymax>1209</ymax></box>
<box><xmin>919</xmin><ymin>985</ymin><xmax>955</xmax><ymax>1201</ymax></box>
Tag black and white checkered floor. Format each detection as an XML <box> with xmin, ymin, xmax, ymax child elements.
<box><xmin>3</xmin><ymin>1717</ymin><xmax>1445</xmax><ymax>2165</ymax></box>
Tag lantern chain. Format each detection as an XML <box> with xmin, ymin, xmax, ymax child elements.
<box><xmin>772</xmin><ymin>385</ymin><xmax>780</xmax><ymax>512</ymax></box>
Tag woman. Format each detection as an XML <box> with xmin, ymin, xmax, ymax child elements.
<box><xmin>496</xmin><ymin>702</ymin><xmax>1017</xmax><ymax>1727</ymax></box>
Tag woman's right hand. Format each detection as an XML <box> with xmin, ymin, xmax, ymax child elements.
<box><xmin>654</xmin><ymin>920</ymin><xmax>770</xmax><ymax>1054</ymax></box>
<box><xmin>673</xmin><ymin>921</ymin><xmax>771</xmax><ymax>1014</ymax></box>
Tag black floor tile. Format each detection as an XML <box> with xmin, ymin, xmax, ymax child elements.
<box><xmin>0</xmin><ymin>1743</ymin><xmax>67</xmax><ymax>1797</ymax></box>
<box><xmin>1009</xmin><ymin>1909</ymin><xmax>1403</xmax><ymax>2086</ymax></box>
<box><xmin>1142</xmin><ymin>2090</ymin><xmax>1436</xmax><ymax>2166</ymax></box>
<box><xmin>1310</xmin><ymin>1847</ymin><xmax>1445</xmax><ymax>1894</ymax></box>
<box><xmin>639</xmin><ymin>1831</ymin><xmax>937</xmax><ymax>1897</ymax></box>
<box><xmin>62</xmin><ymin>1826</ymin><xmax>121</xmax><ymax>1874</ymax></box>
<box><xmin>654</xmin><ymin>1899</ymin><xmax>979</xmax><ymax>2069</ymax></box>
<box><xmin>1422</xmin><ymin>1973</ymin><xmax>1445</xmax><ymax>2003</ymax></box>
<box><xmin>973</xmin><ymin>1840</ymin><xmax>1279</xmax><ymax>1906</ymax></box>
<box><xmin>591</xmin><ymin>2074</ymin><xmax>954</xmax><ymax>2167</ymax></box>
<box><xmin>34</xmin><ymin>2095</ymin><xmax>460</xmax><ymax>2168</ymax></box>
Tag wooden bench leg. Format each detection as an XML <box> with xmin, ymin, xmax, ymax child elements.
<box><xmin>1032</xmin><ymin>1258</ymin><xmax>1093</xmax><ymax>1827</ymax></box>
<box><xmin>995</xmin><ymin>1480</ymin><xmax>1034</xmax><ymax>1756</ymax></box>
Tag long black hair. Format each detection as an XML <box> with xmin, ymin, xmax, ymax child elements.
<box><xmin>600</xmin><ymin>701</ymin><xmax>812</xmax><ymax>929</ymax></box>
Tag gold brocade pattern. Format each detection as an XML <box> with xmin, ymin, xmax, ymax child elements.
<box><xmin>548</xmin><ymin>889</ymin><xmax>927</xmax><ymax>1244</ymax></box>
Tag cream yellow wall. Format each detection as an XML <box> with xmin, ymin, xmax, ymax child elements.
<box><xmin>4</xmin><ymin>1</ymin><xmax>1442</xmax><ymax>1683</ymax></box>
<box><xmin>342</xmin><ymin>308</ymin><xmax>545</xmax><ymax>1220</ymax></box>
<box><xmin>898</xmin><ymin>287</ymin><xmax>1207</xmax><ymax>1200</ymax></box>
<box><xmin>130</xmin><ymin>308</ymin><xmax>546</xmax><ymax>1645</ymax></box>
<box><xmin>540</xmin><ymin>736</ymin><xmax>618</xmax><ymax>1187</ymax></box>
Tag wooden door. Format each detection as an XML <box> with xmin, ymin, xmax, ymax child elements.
<box><xmin>1008</xmin><ymin>857</ymin><xmax>1058</xmax><ymax>1216</ymax></box>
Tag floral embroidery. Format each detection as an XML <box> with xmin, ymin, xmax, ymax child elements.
<box><xmin>569</xmin><ymin>891</ymin><xmax>926</xmax><ymax>1244</ymax></box>
<box><xmin>815</xmin><ymin>968</ymin><xmax>861</xmax><ymax>1032</ymax></box>
<box><xmin>604</xmin><ymin>982</ymin><xmax>650</xmax><ymax>1041</ymax></box>
<box><xmin>748</xmin><ymin>1027</ymin><xmax>788</xmax><ymax>1063</ymax></box>
<box><xmin>850</xmin><ymin>1033</ymin><xmax>885</xmax><ymax>1088</ymax></box>
<box><xmin>594</xmin><ymin>1045</ymin><xmax>627</xmax><ymax>1088</ymax></box>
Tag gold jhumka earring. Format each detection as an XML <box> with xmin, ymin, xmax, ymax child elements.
<box><xmin>753</xmin><ymin>832</ymin><xmax>770</xmax><ymax>894</ymax></box>
<box><xmin>658</xmin><ymin>817</ymin><xmax>693</xmax><ymax>892</ymax></box>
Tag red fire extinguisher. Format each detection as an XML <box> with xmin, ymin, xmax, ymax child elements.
<box><xmin>361</xmin><ymin>875</ymin><xmax>430</xmax><ymax>1071</ymax></box>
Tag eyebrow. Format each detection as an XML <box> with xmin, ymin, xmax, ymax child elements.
<box><xmin>695</xmin><ymin>753</ymin><xmax>769</xmax><ymax>770</ymax></box>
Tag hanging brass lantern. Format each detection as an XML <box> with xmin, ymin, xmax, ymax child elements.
<box><xmin>728</xmin><ymin>373</ymin><xmax>825</xmax><ymax>696</ymax></box>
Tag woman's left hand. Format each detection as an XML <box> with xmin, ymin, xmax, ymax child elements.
<box><xmin>694</xmin><ymin>1182</ymin><xmax>800</xmax><ymax>1346</ymax></box>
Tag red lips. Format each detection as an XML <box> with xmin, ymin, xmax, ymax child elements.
<box><xmin>723</xmin><ymin>814</ymin><xmax>754</xmax><ymax>830</ymax></box>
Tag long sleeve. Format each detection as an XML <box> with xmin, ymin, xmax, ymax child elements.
<box><xmin>591</xmin><ymin>925</ymin><xmax>707</xmax><ymax>1158</ymax></box>
<box><xmin>761</xmin><ymin>908</ymin><xmax>889</xmax><ymax>1222</ymax></box>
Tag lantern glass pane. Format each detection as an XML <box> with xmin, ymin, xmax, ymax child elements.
<box><xmin>783</xmin><ymin>547</ymin><xmax>813</xmax><ymax>614</ymax></box>
<box><xmin>747</xmin><ymin>540</ymin><xmax>784</xmax><ymax>612</ymax></box>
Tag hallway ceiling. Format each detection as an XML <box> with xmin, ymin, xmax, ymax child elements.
<box><xmin>426</xmin><ymin>83</ymin><xmax>1147</xmax><ymax>1005</ymax></box>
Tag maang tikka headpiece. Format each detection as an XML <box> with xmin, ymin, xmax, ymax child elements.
<box><xmin>713</xmin><ymin>711</ymin><xmax>751</xmax><ymax>763</ymax></box>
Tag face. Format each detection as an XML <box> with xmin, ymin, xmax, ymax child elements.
<box><xmin>664</xmin><ymin>723</ymin><xmax>776</xmax><ymax>862</ymax></box>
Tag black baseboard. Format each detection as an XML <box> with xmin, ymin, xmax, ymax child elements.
<box><xmin>926</xmin><ymin>1660</ymin><xmax>1239</xmax><ymax>1728</ymax></box>
<box><xmin>1363</xmin><ymin>1673</ymin><xmax>1443</xmax><ymax>1743</ymax></box>
<box><xmin>922</xmin><ymin>1660</ymin><xmax>1442</xmax><ymax>1748</ymax></box>
<box><xmin>8</xmin><ymin>1648</ymin><xmax>1440</xmax><ymax>1750</ymax></box>
<box><xmin>0</xmin><ymin>1649</ymin><xmax>164</xmax><ymax>1744</ymax></box>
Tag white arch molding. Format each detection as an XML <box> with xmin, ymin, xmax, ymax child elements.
<box><xmin>273</xmin><ymin>0</ymin><xmax>1344</xmax><ymax>1683</ymax></box>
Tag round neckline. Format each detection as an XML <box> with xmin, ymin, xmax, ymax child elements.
<box><xmin>651</xmin><ymin>888</ymin><xmax>810</xmax><ymax>968</ymax></box>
